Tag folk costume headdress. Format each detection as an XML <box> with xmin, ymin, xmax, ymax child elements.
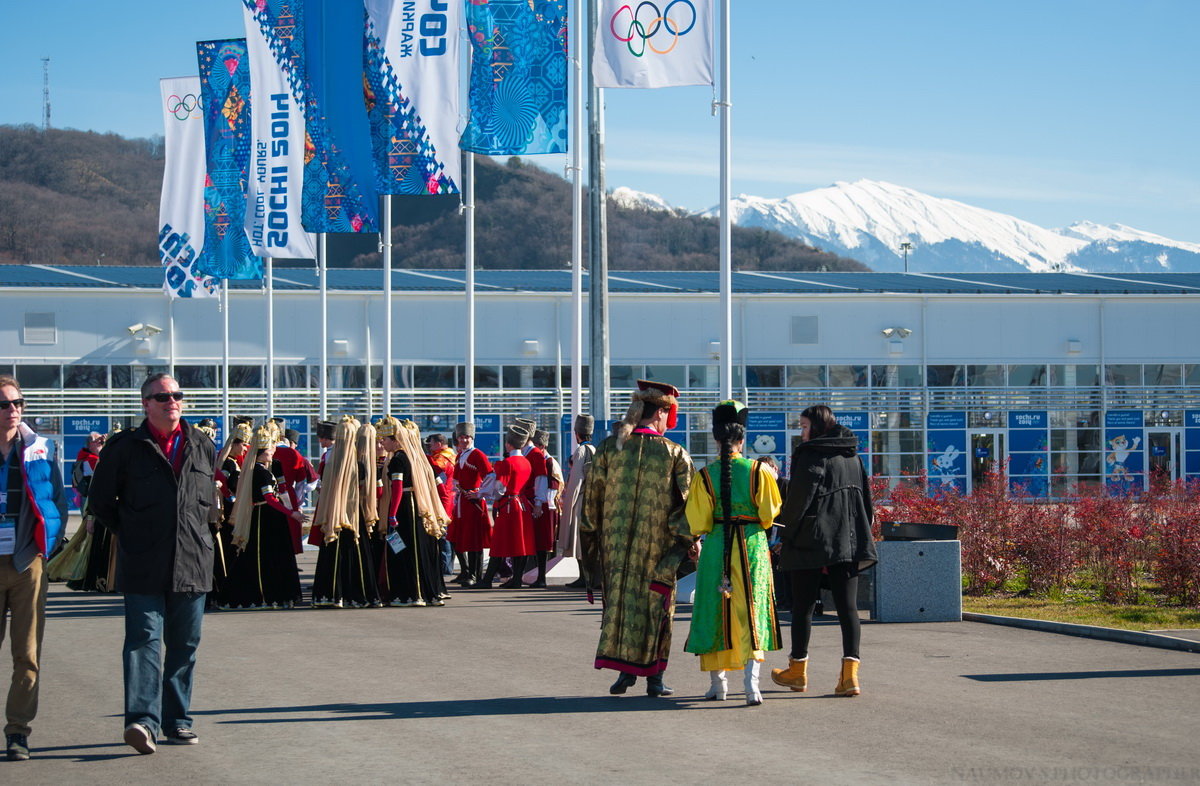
<box><xmin>316</xmin><ymin>420</ymin><xmax>336</xmax><ymax>441</ymax></box>
<box><xmin>230</xmin><ymin>424</ymin><xmax>283</xmax><ymax>549</ymax></box>
<box><xmin>396</xmin><ymin>420</ymin><xmax>451</xmax><ymax>538</ymax></box>
<box><xmin>375</xmin><ymin>415</ymin><xmax>401</xmax><ymax>439</ymax></box>
<box><xmin>505</xmin><ymin>424</ymin><xmax>530</xmax><ymax>449</ymax></box>
<box><xmin>313</xmin><ymin>416</ymin><xmax>360</xmax><ymax>544</ymax></box>
<box><xmin>453</xmin><ymin>421</ymin><xmax>475</xmax><ymax>438</ymax></box>
<box><xmin>354</xmin><ymin>420</ymin><xmax>382</xmax><ymax>534</ymax></box>
<box><xmin>615</xmin><ymin>379</ymin><xmax>680</xmax><ymax>448</ymax></box>
<box><xmin>573</xmin><ymin>414</ymin><xmax>595</xmax><ymax>439</ymax></box>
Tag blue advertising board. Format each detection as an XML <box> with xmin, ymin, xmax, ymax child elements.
<box><xmin>1007</xmin><ymin>410</ymin><xmax>1049</xmax><ymax>498</ymax></box>
<box><xmin>745</xmin><ymin>411</ymin><xmax>787</xmax><ymax>467</ymax></box>
<box><xmin>1186</xmin><ymin>411</ymin><xmax>1200</xmax><ymax>481</ymax></box>
<box><xmin>1104</xmin><ymin>411</ymin><xmax>1144</xmax><ymax>493</ymax></box>
<box><xmin>927</xmin><ymin>412</ymin><xmax>966</xmax><ymax>491</ymax></box>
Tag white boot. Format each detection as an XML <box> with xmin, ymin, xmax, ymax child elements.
<box><xmin>703</xmin><ymin>670</ymin><xmax>727</xmax><ymax>701</ymax></box>
<box><xmin>744</xmin><ymin>659</ymin><xmax>763</xmax><ymax>706</ymax></box>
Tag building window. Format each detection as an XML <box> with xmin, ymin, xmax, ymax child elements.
<box><xmin>689</xmin><ymin>365</ymin><xmax>718</xmax><ymax>388</ymax></box>
<box><xmin>274</xmin><ymin>365</ymin><xmax>308</xmax><ymax>389</ymax></box>
<box><xmin>787</xmin><ymin>365</ymin><xmax>825</xmax><ymax>387</ymax></box>
<box><xmin>1104</xmin><ymin>365</ymin><xmax>1141</xmax><ymax>386</ymax></box>
<box><xmin>1186</xmin><ymin>365</ymin><xmax>1200</xmax><ymax>386</ymax></box>
<box><xmin>393</xmin><ymin>366</ymin><xmax>412</xmax><ymax>388</ymax></box>
<box><xmin>927</xmin><ymin>365</ymin><xmax>964</xmax><ymax>387</ymax></box>
<box><xmin>828</xmin><ymin>365</ymin><xmax>867</xmax><ymax>388</ymax></box>
<box><xmin>1050</xmin><ymin>364</ymin><xmax>1099</xmax><ymax>386</ymax></box>
<box><xmin>790</xmin><ymin>315</ymin><xmax>818</xmax><ymax>344</ymax></box>
<box><xmin>22</xmin><ymin>313</ymin><xmax>56</xmax><ymax>345</ymax></box>
<box><xmin>328</xmin><ymin>366</ymin><xmax>366</xmax><ymax>389</ymax></box>
<box><xmin>175</xmin><ymin>365</ymin><xmax>218</xmax><ymax>389</ymax></box>
<box><xmin>644</xmin><ymin>365</ymin><xmax>687</xmax><ymax>389</ymax></box>
<box><xmin>871</xmin><ymin>365</ymin><xmax>922</xmax><ymax>387</ymax></box>
<box><xmin>745</xmin><ymin>365</ymin><xmax>784</xmax><ymax>387</ymax></box>
<box><xmin>1144</xmin><ymin>364</ymin><xmax>1182</xmax><ymax>386</ymax></box>
<box><xmin>968</xmin><ymin>365</ymin><xmax>1005</xmax><ymax>386</ymax></box>
<box><xmin>413</xmin><ymin>365</ymin><xmax>456</xmax><ymax>388</ymax></box>
<box><xmin>474</xmin><ymin>366</ymin><xmax>500</xmax><ymax>388</ymax></box>
<box><xmin>502</xmin><ymin>366</ymin><xmax>555</xmax><ymax>388</ymax></box>
<box><xmin>111</xmin><ymin>366</ymin><xmax>133</xmax><ymax>388</ymax></box>
<box><xmin>15</xmin><ymin>365</ymin><xmax>61</xmax><ymax>388</ymax></box>
<box><xmin>1008</xmin><ymin>365</ymin><xmax>1047</xmax><ymax>386</ymax></box>
<box><xmin>63</xmin><ymin>365</ymin><xmax>108</xmax><ymax>389</ymax></box>
<box><xmin>560</xmin><ymin>365</ymin><xmax>589</xmax><ymax>388</ymax></box>
<box><xmin>228</xmin><ymin>365</ymin><xmax>263</xmax><ymax>388</ymax></box>
<box><xmin>610</xmin><ymin>365</ymin><xmax>639</xmax><ymax>389</ymax></box>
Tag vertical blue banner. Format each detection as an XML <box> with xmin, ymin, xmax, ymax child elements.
<box><xmin>836</xmin><ymin>411</ymin><xmax>871</xmax><ymax>458</ymax></box>
<box><xmin>1186</xmin><ymin>411</ymin><xmax>1200</xmax><ymax>479</ymax></box>
<box><xmin>301</xmin><ymin>0</ymin><xmax>380</xmax><ymax>232</ymax></box>
<box><xmin>461</xmin><ymin>0</ymin><xmax>569</xmax><ymax>155</ymax></box>
<box><xmin>1104</xmin><ymin>410</ymin><xmax>1144</xmax><ymax>494</ymax></box>
<box><xmin>195</xmin><ymin>39</ymin><xmax>262</xmax><ymax>280</ymax></box>
<box><xmin>927</xmin><ymin>412</ymin><xmax>966</xmax><ymax>493</ymax></box>
<box><xmin>1007</xmin><ymin>410</ymin><xmax>1049</xmax><ymax>497</ymax></box>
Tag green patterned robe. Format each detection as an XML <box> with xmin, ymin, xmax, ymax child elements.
<box><xmin>580</xmin><ymin>429</ymin><xmax>694</xmax><ymax>675</ymax></box>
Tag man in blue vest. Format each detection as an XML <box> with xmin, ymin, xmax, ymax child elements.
<box><xmin>0</xmin><ymin>375</ymin><xmax>66</xmax><ymax>762</ymax></box>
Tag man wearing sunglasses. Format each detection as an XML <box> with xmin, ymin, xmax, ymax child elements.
<box><xmin>0</xmin><ymin>375</ymin><xmax>66</xmax><ymax>762</ymax></box>
<box><xmin>89</xmin><ymin>373</ymin><xmax>218</xmax><ymax>755</ymax></box>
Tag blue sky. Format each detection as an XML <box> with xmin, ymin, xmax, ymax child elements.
<box><xmin>1</xmin><ymin>1</ymin><xmax>1196</xmax><ymax>242</ymax></box>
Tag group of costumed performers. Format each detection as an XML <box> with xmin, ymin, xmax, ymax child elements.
<box><xmin>447</xmin><ymin>421</ymin><xmax>492</xmax><ymax>587</ymax></box>
<box><xmin>219</xmin><ymin>423</ymin><xmax>305</xmax><ymax>609</ymax></box>
<box><xmin>684</xmin><ymin>400</ymin><xmax>783</xmax><ymax>706</ymax></box>
<box><xmin>309</xmin><ymin>417</ymin><xmax>380</xmax><ymax>608</ymax></box>
<box><xmin>375</xmin><ymin>417</ymin><xmax>451</xmax><ymax>607</ymax></box>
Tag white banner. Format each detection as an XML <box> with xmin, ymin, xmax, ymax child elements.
<box><xmin>242</xmin><ymin>3</ymin><xmax>317</xmax><ymax>259</ymax></box>
<box><xmin>365</xmin><ymin>0</ymin><xmax>463</xmax><ymax>193</ymax></box>
<box><xmin>158</xmin><ymin>76</ymin><xmax>218</xmax><ymax>299</ymax></box>
<box><xmin>593</xmin><ymin>0</ymin><xmax>713</xmax><ymax>88</ymax></box>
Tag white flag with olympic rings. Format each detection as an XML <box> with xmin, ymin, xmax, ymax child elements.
<box><xmin>593</xmin><ymin>0</ymin><xmax>713</xmax><ymax>88</ymax></box>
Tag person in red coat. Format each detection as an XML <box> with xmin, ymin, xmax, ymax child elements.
<box><xmin>450</xmin><ymin>422</ymin><xmax>492</xmax><ymax>587</ymax></box>
<box><xmin>478</xmin><ymin>425</ymin><xmax>534</xmax><ymax>589</ymax></box>
<box><xmin>524</xmin><ymin>429</ymin><xmax>561</xmax><ymax>588</ymax></box>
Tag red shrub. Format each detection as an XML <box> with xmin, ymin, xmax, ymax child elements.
<box><xmin>1143</xmin><ymin>477</ymin><xmax>1200</xmax><ymax>606</ymax></box>
<box><xmin>1072</xmin><ymin>486</ymin><xmax>1146</xmax><ymax>603</ymax></box>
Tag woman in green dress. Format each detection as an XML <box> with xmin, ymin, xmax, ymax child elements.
<box><xmin>684</xmin><ymin>400</ymin><xmax>782</xmax><ymax>705</ymax></box>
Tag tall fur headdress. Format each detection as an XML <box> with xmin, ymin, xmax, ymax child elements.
<box><xmin>615</xmin><ymin>379</ymin><xmax>680</xmax><ymax>449</ymax></box>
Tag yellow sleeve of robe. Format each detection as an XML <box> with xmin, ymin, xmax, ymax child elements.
<box><xmin>685</xmin><ymin>471</ymin><xmax>715</xmax><ymax>536</ymax></box>
<box><xmin>753</xmin><ymin>464</ymin><xmax>782</xmax><ymax>531</ymax></box>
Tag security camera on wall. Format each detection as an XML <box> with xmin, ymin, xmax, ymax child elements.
<box><xmin>127</xmin><ymin>323</ymin><xmax>144</xmax><ymax>335</ymax></box>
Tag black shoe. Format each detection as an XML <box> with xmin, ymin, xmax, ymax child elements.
<box><xmin>609</xmin><ymin>673</ymin><xmax>637</xmax><ymax>695</ymax></box>
<box><xmin>529</xmin><ymin>578</ymin><xmax>547</xmax><ymax>588</ymax></box>
<box><xmin>499</xmin><ymin>576</ymin><xmax>522</xmax><ymax>589</ymax></box>
<box><xmin>5</xmin><ymin>733</ymin><xmax>29</xmax><ymax>761</ymax></box>
<box><xmin>646</xmin><ymin>674</ymin><xmax>674</xmax><ymax>697</ymax></box>
<box><xmin>165</xmin><ymin>727</ymin><xmax>199</xmax><ymax>745</ymax></box>
<box><xmin>564</xmin><ymin>577</ymin><xmax>587</xmax><ymax>589</ymax></box>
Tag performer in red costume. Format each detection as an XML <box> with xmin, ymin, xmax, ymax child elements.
<box><xmin>524</xmin><ymin>429</ymin><xmax>561</xmax><ymax>588</ymax></box>
<box><xmin>478</xmin><ymin>425</ymin><xmax>535</xmax><ymax>589</ymax></box>
<box><xmin>450</xmin><ymin>422</ymin><xmax>492</xmax><ymax>587</ymax></box>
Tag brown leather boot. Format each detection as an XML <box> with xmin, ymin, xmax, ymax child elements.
<box><xmin>770</xmin><ymin>656</ymin><xmax>808</xmax><ymax>692</ymax></box>
<box><xmin>835</xmin><ymin>657</ymin><xmax>861</xmax><ymax>697</ymax></box>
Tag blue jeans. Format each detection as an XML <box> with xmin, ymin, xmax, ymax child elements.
<box><xmin>122</xmin><ymin>591</ymin><xmax>205</xmax><ymax>737</ymax></box>
<box><xmin>440</xmin><ymin>537</ymin><xmax>454</xmax><ymax>574</ymax></box>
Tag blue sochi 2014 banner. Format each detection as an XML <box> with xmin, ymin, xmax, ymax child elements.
<box><xmin>461</xmin><ymin>0</ymin><xmax>568</xmax><ymax>155</ymax></box>
<box><xmin>195</xmin><ymin>39</ymin><xmax>262</xmax><ymax>280</ymax></box>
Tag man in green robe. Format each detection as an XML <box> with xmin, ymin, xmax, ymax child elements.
<box><xmin>580</xmin><ymin>380</ymin><xmax>695</xmax><ymax>697</ymax></box>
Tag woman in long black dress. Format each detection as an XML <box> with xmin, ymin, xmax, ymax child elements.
<box><xmin>311</xmin><ymin>417</ymin><xmax>380</xmax><ymax>608</ymax></box>
<box><xmin>210</xmin><ymin>422</ymin><xmax>251</xmax><ymax>607</ymax></box>
<box><xmin>221</xmin><ymin>425</ymin><xmax>304</xmax><ymax>609</ymax></box>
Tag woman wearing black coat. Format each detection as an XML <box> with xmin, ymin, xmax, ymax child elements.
<box><xmin>770</xmin><ymin>405</ymin><xmax>877</xmax><ymax>697</ymax></box>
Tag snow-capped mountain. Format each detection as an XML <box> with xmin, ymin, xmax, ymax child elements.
<box><xmin>611</xmin><ymin>186</ymin><xmax>678</xmax><ymax>213</ymax></box>
<box><xmin>676</xmin><ymin>179</ymin><xmax>1200</xmax><ymax>274</ymax></box>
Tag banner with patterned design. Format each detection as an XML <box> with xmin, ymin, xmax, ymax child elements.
<box><xmin>158</xmin><ymin>76</ymin><xmax>219</xmax><ymax>298</ymax></box>
<box><xmin>364</xmin><ymin>0</ymin><xmax>462</xmax><ymax>194</ymax></box>
<box><xmin>195</xmin><ymin>39</ymin><xmax>262</xmax><ymax>280</ymax></box>
<box><xmin>461</xmin><ymin>0</ymin><xmax>568</xmax><ymax>156</ymax></box>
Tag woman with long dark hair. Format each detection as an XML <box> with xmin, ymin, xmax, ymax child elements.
<box><xmin>771</xmin><ymin>404</ymin><xmax>877</xmax><ymax>697</ymax></box>
<box><xmin>684</xmin><ymin>401</ymin><xmax>782</xmax><ymax>705</ymax></box>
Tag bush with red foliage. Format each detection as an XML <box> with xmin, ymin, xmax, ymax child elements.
<box><xmin>1142</xmin><ymin>476</ymin><xmax>1200</xmax><ymax>606</ymax></box>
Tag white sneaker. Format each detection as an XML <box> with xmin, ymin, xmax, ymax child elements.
<box><xmin>123</xmin><ymin>722</ymin><xmax>156</xmax><ymax>755</ymax></box>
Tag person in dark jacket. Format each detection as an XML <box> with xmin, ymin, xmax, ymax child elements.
<box><xmin>88</xmin><ymin>373</ymin><xmax>218</xmax><ymax>754</ymax></box>
<box><xmin>770</xmin><ymin>404</ymin><xmax>877</xmax><ymax>698</ymax></box>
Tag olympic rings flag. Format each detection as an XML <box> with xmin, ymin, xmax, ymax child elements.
<box><xmin>364</xmin><ymin>0</ymin><xmax>462</xmax><ymax>194</ymax></box>
<box><xmin>593</xmin><ymin>0</ymin><xmax>713</xmax><ymax>88</ymax></box>
<box><xmin>158</xmin><ymin>76</ymin><xmax>219</xmax><ymax>299</ymax></box>
<box><xmin>461</xmin><ymin>0</ymin><xmax>568</xmax><ymax>156</ymax></box>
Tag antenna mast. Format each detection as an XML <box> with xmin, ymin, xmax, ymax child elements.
<box><xmin>41</xmin><ymin>57</ymin><xmax>51</xmax><ymax>130</ymax></box>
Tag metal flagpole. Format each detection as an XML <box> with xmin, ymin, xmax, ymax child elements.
<box><xmin>319</xmin><ymin>235</ymin><xmax>328</xmax><ymax>420</ymax></box>
<box><xmin>718</xmin><ymin>0</ymin><xmax>733</xmax><ymax>400</ymax></box>
<box><xmin>167</xmin><ymin>297</ymin><xmax>175</xmax><ymax>377</ymax></box>
<box><xmin>221</xmin><ymin>280</ymin><xmax>230</xmax><ymax>435</ymax></box>
<box><xmin>266</xmin><ymin>256</ymin><xmax>275</xmax><ymax>418</ymax></box>
<box><xmin>464</xmin><ymin>152</ymin><xmax>476</xmax><ymax>423</ymax></box>
<box><xmin>587</xmin><ymin>0</ymin><xmax>610</xmax><ymax>421</ymax></box>
<box><xmin>569</xmin><ymin>0</ymin><xmax>584</xmax><ymax>431</ymax></box>
<box><xmin>383</xmin><ymin>194</ymin><xmax>393</xmax><ymax>417</ymax></box>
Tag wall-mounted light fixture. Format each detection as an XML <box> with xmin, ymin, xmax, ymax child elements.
<box><xmin>880</xmin><ymin>327</ymin><xmax>912</xmax><ymax>338</ymax></box>
<box><xmin>708</xmin><ymin>340</ymin><xmax>721</xmax><ymax>360</ymax></box>
<box><xmin>522</xmin><ymin>339</ymin><xmax>540</xmax><ymax>356</ymax></box>
<box><xmin>330</xmin><ymin>339</ymin><xmax>350</xmax><ymax>357</ymax></box>
<box><xmin>1066</xmin><ymin>339</ymin><xmax>1082</xmax><ymax>354</ymax></box>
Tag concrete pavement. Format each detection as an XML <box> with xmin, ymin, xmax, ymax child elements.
<box><xmin>8</xmin><ymin>552</ymin><xmax>1200</xmax><ymax>785</ymax></box>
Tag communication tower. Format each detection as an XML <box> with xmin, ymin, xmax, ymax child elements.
<box><xmin>42</xmin><ymin>57</ymin><xmax>51</xmax><ymax>130</ymax></box>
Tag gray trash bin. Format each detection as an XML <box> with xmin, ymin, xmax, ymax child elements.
<box><xmin>873</xmin><ymin>522</ymin><xmax>962</xmax><ymax>623</ymax></box>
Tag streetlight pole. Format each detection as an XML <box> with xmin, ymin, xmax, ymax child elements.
<box><xmin>900</xmin><ymin>241</ymin><xmax>913</xmax><ymax>273</ymax></box>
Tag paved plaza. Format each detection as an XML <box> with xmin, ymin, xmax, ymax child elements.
<box><xmin>8</xmin><ymin>549</ymin><xmax>1200</xmax><ymax>785</ymax></box>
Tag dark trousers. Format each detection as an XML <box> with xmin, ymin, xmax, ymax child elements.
<box><xmin>122</xmin><ymin>591</ymin><xmax>205</xmax><ymax>737</ymax></box>
<box><xmin>788</xmin><ymin>564</ymin><xmax>860</xmax><ymax>660</ymax></box>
